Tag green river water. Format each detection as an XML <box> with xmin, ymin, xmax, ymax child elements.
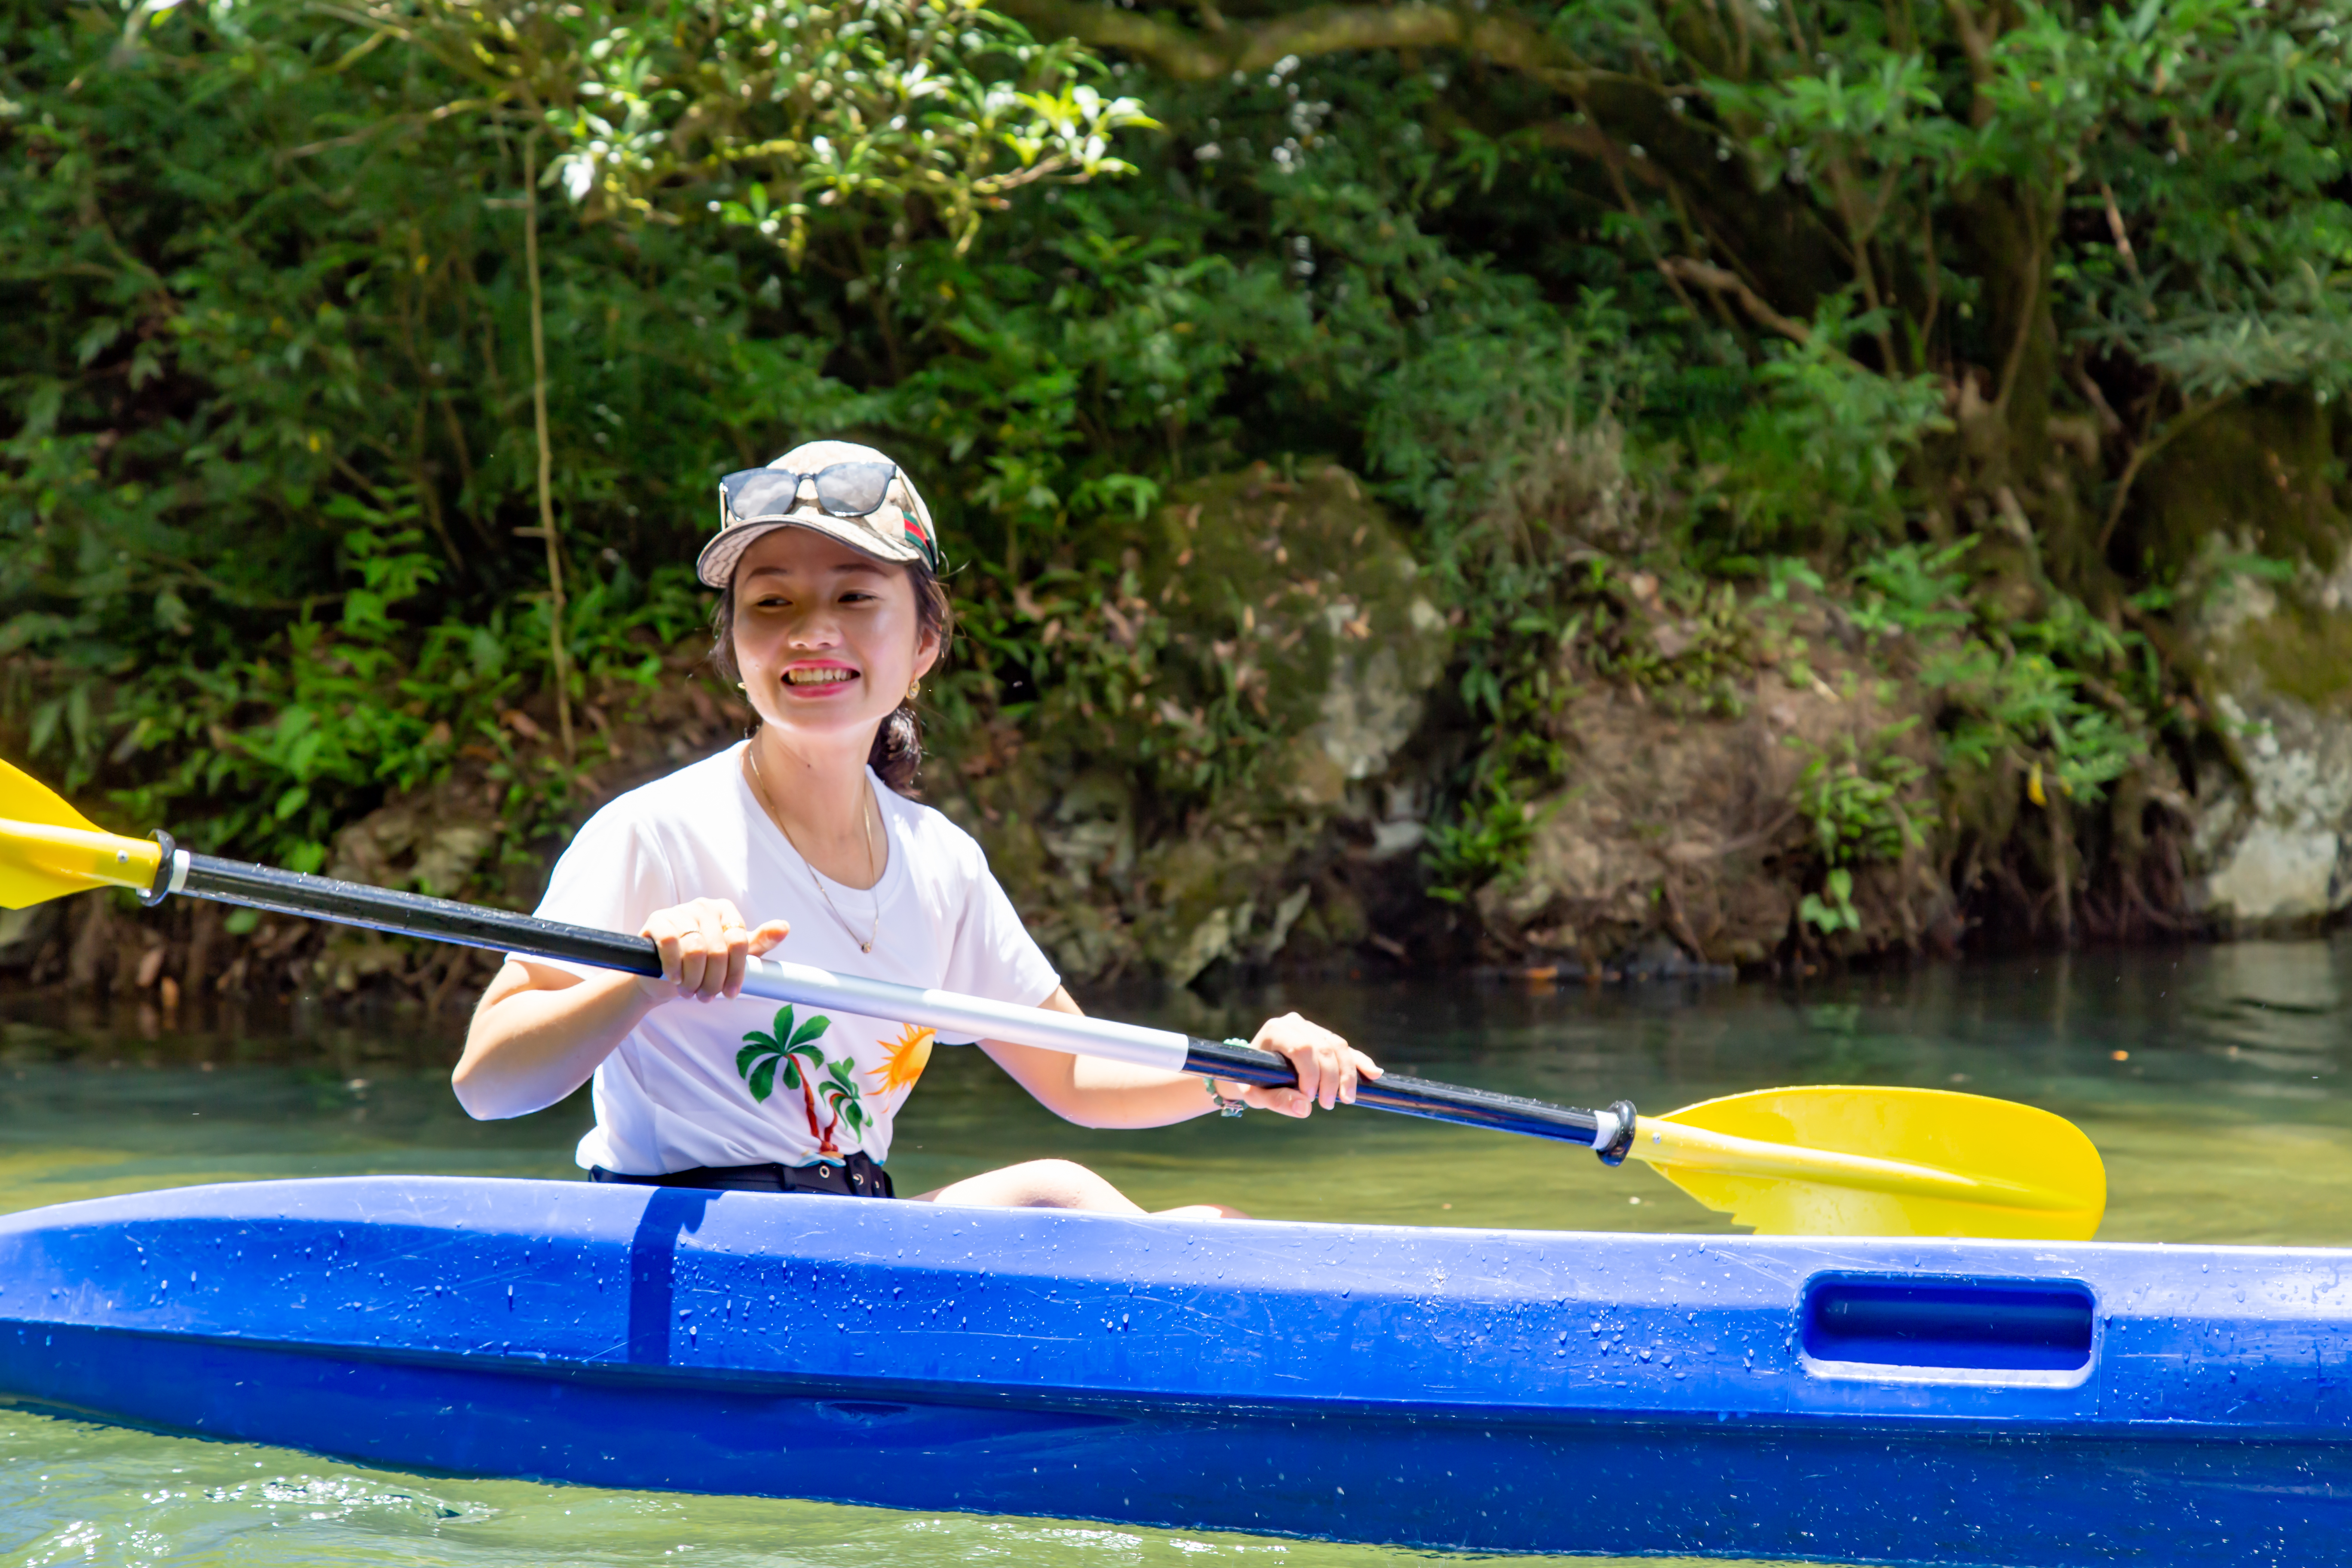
<box><xmin>4</xmin><ymin>938</ymin><xmax>2351</xmax><ymax>1566</ymax></box>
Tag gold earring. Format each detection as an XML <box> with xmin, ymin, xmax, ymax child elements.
<box><xmin>735</xmin><ymin>681</ymin><xmax>746</xmax><ymax>690</ymax></box>
<box><xmin>906</xmin><ymin>680</ymin><xmax>922</xmax><ymax>702</ymax></box>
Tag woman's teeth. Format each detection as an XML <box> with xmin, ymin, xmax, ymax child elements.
<box><xmin>785</xmin><ymin>668</ymin><xmax>856</xmax><ymax>686</ymax></box>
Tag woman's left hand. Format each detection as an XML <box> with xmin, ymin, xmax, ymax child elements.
<box><xmin>1221</xmin><ymin>1012</ymin><xmax>1382</xmax><ymax>1118</ymax></box>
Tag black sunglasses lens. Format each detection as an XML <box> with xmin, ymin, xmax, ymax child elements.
<box><xmin>812</xmin><ymin>462</ymin><xmax>895</xmax><ymax>518</ymax></box>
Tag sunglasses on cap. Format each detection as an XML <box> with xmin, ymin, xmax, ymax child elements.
<box><xmin>719</xmin><ymin>462</ymin><xmax>901</xmax><ymax>527</ymax></box>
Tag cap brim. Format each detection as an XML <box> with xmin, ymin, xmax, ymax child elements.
<box><xmin>697</xmin><ymin>512</ymin><xmax>925</xmax><ymax>589</ymax></box>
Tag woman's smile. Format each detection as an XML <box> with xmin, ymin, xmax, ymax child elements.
<box><xmin>782</xmin><ymin>662</ymin><xmax>860</xmax><ymax>692</ymax></box>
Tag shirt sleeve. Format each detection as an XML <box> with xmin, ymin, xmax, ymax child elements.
<box><xmin>508</xmin><ymin>805</ymin><xmax>681</xmax><ymax>977</ymax></box>
<box><xmin>940</xmin><ymin>838</ymin><xmax>1063</xmax><ymax>1010</ymax></box>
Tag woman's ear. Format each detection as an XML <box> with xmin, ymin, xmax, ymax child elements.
<box><xmin>912</xmin><ymin>622</ymin><xmax>942</xmax><ymax>681</ymax></box>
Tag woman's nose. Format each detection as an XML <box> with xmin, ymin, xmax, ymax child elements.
<box><xmin>785</xmin><ymin>609</ymin><xmax>841</xmax><ymax>645</ymax></box>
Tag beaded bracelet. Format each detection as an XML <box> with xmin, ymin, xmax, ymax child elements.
<box><xmin>1203</xmin><ymin>1078</ymin><xmax>1246</xmax><ymax>1118</ymax></box>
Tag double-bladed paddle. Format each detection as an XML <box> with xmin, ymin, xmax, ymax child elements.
<box><xmin>0</xmin><ymin>756</ymin><xmax>2104</xmax><ymax>1238</ymax></box>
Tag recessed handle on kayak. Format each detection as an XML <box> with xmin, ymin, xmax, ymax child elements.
<box><xmin>1799</xmin><ymin>1273</ymin><xmax>2098</xmax><ymax>1385</ymax></box>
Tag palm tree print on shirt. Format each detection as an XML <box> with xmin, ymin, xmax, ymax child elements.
<box><xmin>737</xmin><ymin>1005</ymin><xmax>866</xmax><ymax>1158</ymax></box>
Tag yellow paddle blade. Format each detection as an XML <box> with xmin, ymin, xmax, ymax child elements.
<box><xmin>0</xmin><ymin>756</ymin><xmax>161</xmax><ymax>909</ymax></box>
<box><xmin>0</xmin><ymin>755</ymin><xmax>100</xmax><ymax>833</ymax></box>
<box><xmin>1631</xmin><ymin>1085</ymin><xmax>2105</xmax><ymax>1240</ymax></box>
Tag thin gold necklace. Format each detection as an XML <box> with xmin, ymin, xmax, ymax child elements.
<box><xmin>745</xmin><ymin>741</ymin><xmax>881</xmax><ymax>954</ymax></box>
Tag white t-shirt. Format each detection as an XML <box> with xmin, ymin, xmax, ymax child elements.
<box><xmin>519</xmin><ymin>743</ymin><xmax>1060</xmax><ymax>1175</ymax></box>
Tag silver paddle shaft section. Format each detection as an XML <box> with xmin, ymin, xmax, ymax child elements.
<box><xmin>749</xmin><ymin>958</ymin><xmax>1614</xmax><ymax>1147</ymax></box>
<box><xmin>741</xmin><ymin>957</ymin><xmax>1191</xmax><ymax>1072</ymax></box>
<box><xmin>164</xmin><ymin>847</ymin><xmax>1623</xmax><ymax>1153</ymax></box>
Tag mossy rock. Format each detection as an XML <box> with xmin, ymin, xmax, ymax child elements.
<box><xmin>2173</xmin><ymin>428</ymin><xmax>2352</xmax><ymax>929</ymax></box>
<box><xmin>1139</xmin><ymin>460</ymin><xmax>1451</xmax><ymax>805</ymax></box>
<box><xmin>2132</xmin><ymin>394</ymin><xmax>2349</xmax><ymax>583</ymax></box>
<box><xmin>939</xmin><ymin>460</ymin><xmax>1450</xmax><ymax>984</ymax></box>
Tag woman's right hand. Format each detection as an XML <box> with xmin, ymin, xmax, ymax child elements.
<box><xmin>640</xmin><ymin>898</ymin><xmax>790</xmax><ymax>1004</ymax></box>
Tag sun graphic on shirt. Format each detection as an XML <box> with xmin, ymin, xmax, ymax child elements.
<box><xmin>870</xmin><ymin>1023</ymin><xmax>936</xmax><ymax>1095</ymax></box>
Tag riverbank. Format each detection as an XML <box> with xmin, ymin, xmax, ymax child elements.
<box><xmin>9</xmin><ymin>454</ymin><xmax>2350</xmax><ymax>1020</ymax></box>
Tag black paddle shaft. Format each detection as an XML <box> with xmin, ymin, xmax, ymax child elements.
<box><xmin>1179</xmin><ymin>1036</ymin><xmax>1634</xmax><ymax>1151</ymax></box>
<box><xmin>159</xmin><ymin>846</ymin><xmax>1640</xmax><ymax>1160</ymax></box>
<box><xmin>172</xmin><ymin>850</ymin><xmax>663</xmax><ymax>977</ymax></box>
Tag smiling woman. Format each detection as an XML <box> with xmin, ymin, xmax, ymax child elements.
<box><xmin>449</xmin><ymin>441</ymin><xmax>1381</xmax><ymax>1214</ymax></box>
<box><xmin>708</xmin><ymin>464</ymin><xmax>952</xmax><ymax>797</ymax></box>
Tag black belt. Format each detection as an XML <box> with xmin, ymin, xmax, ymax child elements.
<box><xmin>590</xmin><ymin>1150</ymin><xmax>895</xmax><ymax>1198</ymax></box>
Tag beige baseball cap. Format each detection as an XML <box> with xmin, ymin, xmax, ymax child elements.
<box><xmin>698</xmin><ymin>439</ymin><xmax>940</xmax><ymax>588</ymax></box>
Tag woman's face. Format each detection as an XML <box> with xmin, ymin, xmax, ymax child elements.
<box><xmin>730</xmin><ymin>526</ymin><xmax>939</xmax><ymax>748</ymax></box>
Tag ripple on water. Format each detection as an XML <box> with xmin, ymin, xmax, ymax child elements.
<box><xmin>0</xmin><ymin>1409</ymin><xmax>1792</xmax><ymax>1567</ymax></box>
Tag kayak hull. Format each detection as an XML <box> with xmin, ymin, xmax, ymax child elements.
<box><xmin>2</xmin><ymin>1176</ymin><xmax>2347</xmax><ymax>1564</ymax></box>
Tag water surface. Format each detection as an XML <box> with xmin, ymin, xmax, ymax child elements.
<box><xmin>5</xmin><ymin>939</ymin><xmax>2350</xmax><ymax>1564</ymax></box>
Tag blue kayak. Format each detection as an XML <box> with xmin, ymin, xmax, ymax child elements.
<box><xmin>1</xmin><ymin>1176</ymin><xmax>2346</xmax><ymax>1564</ymax></box>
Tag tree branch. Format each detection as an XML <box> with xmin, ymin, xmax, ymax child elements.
<box><xmin>1939</xmin><ymin>0</ymin><xmax>1995</xmax><ymax>120</ymax></box>
<box><xmin>997</xmin><ymin>0</ymin><xmax>1599</xmax><ymax>86</ymax></box>
<box><xmin>2096</xmin><ymin>393</ymin><xmax>2230</xmax><ymax>554</ymax></box>
<box><xmin>998</xmin><ymin>0</ymin><xmax>1229</xmax><ymax>78</ymax></box>
<box><xmin>1659</xmin><ymin>257</ymin><xmax>1810</xmax><ymax>343</ymax></box>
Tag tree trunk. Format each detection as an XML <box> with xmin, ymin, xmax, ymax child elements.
<box><xmin>521</xmin><ymin>128</ymin><xmax>576</xmax><ymax>762</ymax></box>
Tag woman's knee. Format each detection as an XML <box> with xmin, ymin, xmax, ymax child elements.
<box><xmin>917</xmin><ymin>1158</ymin><xmax>1141</xmax><ymax>1213</ymax></box>
<box><xmin>997</xmin><ymin>1158</ymin><xmax>1131</xmax><ymax>1209</ymax></box>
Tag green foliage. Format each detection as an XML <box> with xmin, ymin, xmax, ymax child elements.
<box><xmin>1690</xmin><ymin>301</ymin><xmax>1954</xmax><ymax>552</ymax></box>
<box><xmin>1904</xmin><ymin>572</ymin><xmax>2157</xmax><ymax>801</ymax></box>
<box><xmin>321</xmin><ymin>0</ymin><xmax>1151</xmax><ymax>258</ymax></box>
<box><xmin>1421</xmin><ymin>775</ymin><xmax>1543</xmax><ymax>905</ymax></box>
<box><xmin>7</xmin><ymin>0</ymin><xmax>2335</xmax><ymax>943</ymax></box>
<box><xmin>0</xmin><ymin>0</ymin><xmax>1112</xmax><ymax>878</ymax></box>
<box><xmin>1790</xmin><ymin>724</ymin><xmax>1926</xmax><ymax>868</ymax></box>
<box><xmin>2026</xmin><ymin>0</ymin><xmax>2352</xmax><ymax>404</ymax></box>
<box><xmin>1847</xmin><ymin>540</ymin><xmax>1976</xmax><ymax>641</ymax></box>
<box><xmin>549</xmin><ymin>0</ymin><xmax>1149</xmax><ymax>257</ymax></box>
<box><xmin>1801</xmin><ymin>868</ymin><xmax>1863</xmax><ymax>936</ymax></box>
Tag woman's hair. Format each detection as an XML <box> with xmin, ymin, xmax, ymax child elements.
<box><xmin>709</xmin><ymin>557</ymin><xmax>954</xmax><ymax>794</ymax></box>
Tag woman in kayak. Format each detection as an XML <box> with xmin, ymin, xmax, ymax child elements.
<box><xmin>452</xmin><ymin>440</ymin><xmax>1378</xmax><ymax>1213</ymax></box>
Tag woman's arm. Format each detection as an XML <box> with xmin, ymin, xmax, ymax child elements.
<box><xmin>452</xmin><ymin>899</ymin><xmax>789</xmax><ymax>1120</ymax></box>
<box><xmin>981</xmin><ymin>989</ymin><xmax>1381</xmax><ymax>1129</ymax></box>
